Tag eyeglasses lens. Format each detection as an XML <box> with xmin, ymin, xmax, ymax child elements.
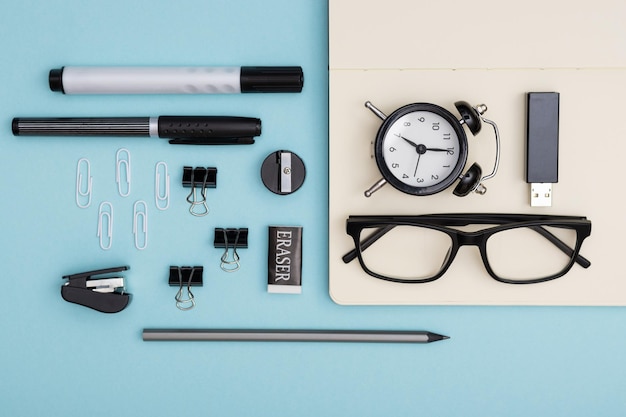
<box><xmin>358</xmin><ymin>225</ymin><xmax>453</xmax><ymax>280</ymax></box>
<box><xmin>485</xmin><ymin>225</ymin><xmax>578</xmax><ymax>282</ymax></box>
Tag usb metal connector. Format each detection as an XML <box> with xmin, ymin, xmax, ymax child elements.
<box><xmin>530</xmin><ymin>183</ymin><xmax>553</xmax><ymax>207</ymax></box>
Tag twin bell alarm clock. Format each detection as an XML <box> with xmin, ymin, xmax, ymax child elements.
<box><xmin>363</xmin><ymin>100</ymin><xmax>500</xmax><ymax>198</ymax></box>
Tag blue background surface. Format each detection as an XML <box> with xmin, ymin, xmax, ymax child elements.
<box><xmin>1</xmin><ymin>1</ymin><xmax>625</xmax><ymax>416</ymax></box>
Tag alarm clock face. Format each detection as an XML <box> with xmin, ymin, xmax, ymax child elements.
<box><xmin>374</xmin><ymin>103</ymin><xmax>468</xmax><ymax>196</ymax></box>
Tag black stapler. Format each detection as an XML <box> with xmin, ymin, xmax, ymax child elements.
<box><xmin>61</xmin><ymin>266</ymin><xmax>131</xmax><ymax>313</ymax></box>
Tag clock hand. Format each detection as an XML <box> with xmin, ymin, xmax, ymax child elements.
<box><xmin>399</xmin><ymin>135</ymin><xmax>448</xmax><ymax>154</ymax></box>
<box><xmin>398</xmin><ymin>135</ymin><xmax>446</xmax><ymax>176</ymax></box>
<box><xmin>399</xmin><ymin>134</ymin><xmax>420</xmax><ymax>149</ymax></box>
<box><xmin>398</xmin><ymin>135</ymin><xmax>427</xmax><ymax>176</ymax></box>
<box><xmin>414</xmin><ymin>153</ymin><xmax>421</xmax><ymax>177</ymax></box>
<box><xmin>399</xmin><ymin>135</ymin><xmax>431</xmax><ymax>155</ymax></box>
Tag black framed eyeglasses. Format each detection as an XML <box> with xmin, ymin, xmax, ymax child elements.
<box><xmin>343</xmin><ymin>213</ymin><xmax>592</xmax><ymax>284</ymax></box>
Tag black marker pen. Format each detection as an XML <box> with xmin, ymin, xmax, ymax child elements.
<box><xmin>12</xmin><ymin>116</ymin><xmax>262</xmax><ymax>145</ymax></box>
<box><xmin>49</xmin><ymin>66</ymin><xmax>304</xmax><ymax>94</ymax></box>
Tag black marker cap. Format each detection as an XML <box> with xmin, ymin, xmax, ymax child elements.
<box><xmin>240</xmin><ymin>66</ymin><xmax>303</xmax><ymax>93</ymax></box>
<box><xmin>49</xmin><ymin>67</ymin><xmax>65</xmax><ymax>93</ymax></box>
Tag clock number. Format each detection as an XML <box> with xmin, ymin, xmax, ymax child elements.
<box><xmin>402</xmin><ymin>174</ymin><xmax>409</xmax><ymax>179</ymax></box>
<box><xmin>431</xmin><ymin>174</ymin><xmax>439</xmax><ymax>180</ymax></box>
<box><xmin>432</xmin><ymin>122</ymin><xmax>440</xmax><ymax>131</ymax></box>
<box><xmin>418</xmin><ymin>117</ymin><xmax>425</xmax><ymax>122</ymax></box>
<box><xmin>391</xmin><ymin>163</ymin><xmax>399</xmax><ymax>168</ymax></box>
<box><xmin>447</xmin><ymin>148</ymin><xmax>454</xmax><ymax>155</ymax></box>
<box><xmin>443</xmin><ymin>133</ymin><xmax>451</xmax><ymax>140</ymax></box>
<box><xmin>417</xmin><ymin>178</ymin><xmax>424</xmax><ymax>183</ymax></box>
<box><xmin>389</xmin><ymin>146</ymin><xmax>396</xmax><ymax>152</ymax></box>
<box><xmin>403</xmin><ymin>121</ymin><xmax>411</xmax><ymax>127</ymax></box>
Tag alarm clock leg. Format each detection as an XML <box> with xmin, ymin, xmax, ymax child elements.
<box><xmin>364</xmin><ymin>178</ymin><xmax>387</xmax><ymax>197</ymax></box>
<box><xmin>365</xmin><ymin>101</ymin><xmax>387</xmax><ymax>120</ymax></box>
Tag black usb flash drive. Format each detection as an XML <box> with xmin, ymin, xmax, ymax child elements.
<box><xmin>526</xmin><ymin>92</ymin><xmax>559</xmax><ymax>207</ymax></box>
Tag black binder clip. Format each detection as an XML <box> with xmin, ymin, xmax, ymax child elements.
<box><xmin>214</xmin><ymin>228</ymin><xmax>248</xmax><ymax>272</ymax></box>
<box><xmin>61</xmin><ymin>266</ymin><xmax>130</xmax><ymax>313</ymax></box>
<box><xmin>169</xmin><ymin>266</ymin><xmax>203</xmax><ymax>311</ymax></box>
<box><xmin>182</xmin><ymin>166</ymin><xmax>217</xmax><ymax>217</ymax></box>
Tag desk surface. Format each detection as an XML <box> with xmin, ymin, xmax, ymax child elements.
<box><xmin>1</xmin><ymin>1</ymin><xmax>625</xmax><ymax>416</ymax></box>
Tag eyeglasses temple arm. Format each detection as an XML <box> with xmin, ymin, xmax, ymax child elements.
<box><xmin>342</xmin><ymin>225</ymin><xmax>395</xmax><ymax>264</ymax></box>
<box><xmin>530</xmin><ymin>226</ymin><xmax>591</xmax><ymax>268</ymax></box>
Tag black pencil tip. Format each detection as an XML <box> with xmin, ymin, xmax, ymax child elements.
<box><xmin>428</xmin><ymin>332</ymin><xmax>450</xmax><ymax>342</ymax></box>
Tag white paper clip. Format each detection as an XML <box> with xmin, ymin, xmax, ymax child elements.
<box><xmin>75</xmin><ymin>158</ymin><xmax>92</xmax><ymax>208</ymax></box>
<box><xmin>115</xmin><ymin>148</ymin><xmax>131</xmax><ymax>197</ymax></box>
<box><xmin>97</xmin><ymin>202</ymin><xmax>113</xmax><ymax>250</ymax></box>
<box><xmin>133</xmin><ymin>200</ymin><xmax>148</xmax><ymax>250</ymax></box>
<box><xmin>154</xmin><ymin>161</ymin><xmax>170</xmax><ymax>211</ymax></box>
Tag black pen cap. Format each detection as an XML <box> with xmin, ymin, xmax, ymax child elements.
<box><xmin>157</xmin><ymin>116</ymin><xmax>261</xmax><ymax>139</ymax></box>
<box><xmin>240</xmin><ymin>66</ymin><xmax>303</xmax><ymax>93</ymax></box>
<box><xmin>49</xmin><ymin>68</ymin><xmax>65</xmax><ymax>92</ymax></box>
